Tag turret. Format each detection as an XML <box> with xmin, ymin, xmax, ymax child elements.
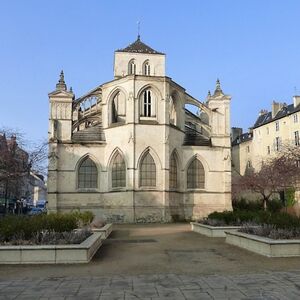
<box><xmin>48</xmin><ymin>71</ymin><xmax>74</xmax><ymax>142</ymax></box>
<box><xmin>207</xmin><ymin>79</ymin><xmax>231</xmax><ymax>147</ymax></box>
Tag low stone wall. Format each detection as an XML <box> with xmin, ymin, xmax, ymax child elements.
<box><xmin>225</xmin><ymin>230</ymin><xmax>300</xmax><ymax>257</ymax></box>
<box><xmin>92</xmin><ymin>223</ymin><xmax>113</xmax><ymax>238</ymax></box>
<box><xmin>191</xmin><ymin>222</ymin><xmax>240</xmax><ymax>237</ymax></box>
<box><xmin>0</xmin><ymin>224</ymin><xmax>113</xmax><ymax>264</ymax></box>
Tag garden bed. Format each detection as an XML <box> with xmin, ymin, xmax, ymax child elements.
<box><xmin>0</xmin><ymin>224</ymin><xmax>113</xmax><ymax>264</ymax></box>
<box><xmin>225</xmin><ymin>230</ymin><xmax>300</xmax><ymax>257</ymax></box>
<box><xmin>191</xmin><ymin>222</ymin><xmax>241</xmax><ymax>237</ymax></box>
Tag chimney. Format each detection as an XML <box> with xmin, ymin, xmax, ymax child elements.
<box><xmin>231</xmin><ymin>127</ymin><xmax>243</xmax><ymax>142</ymax></box>
<box><xmin>259</xmin><ymin>109</ymin><xmax>268</xmax><ymax>116</ymax></box>
<box><xmin>272</xmin><ymin>101</ymin><xmax>283</xmax><ymax>118</ymax></box>
<box><xmin>293</xmin><ymin>96</ymin><xmax>300</xmax><ymax>108</ymax></box>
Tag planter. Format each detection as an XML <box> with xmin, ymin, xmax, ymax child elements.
<box><xmin>92</xmin><ymin>223</ymin><xmax>113</xmax><ymax>238</ymax></box>
<box><xmin>191</xmin><ymin>222</ymin><xmax>241</xmax><ymax>237</ymax></box>
<box><xmin>0</xmin><ymin>224</ymin><xmax>113</xmax><ymax>264</ymax></box>
<box><xmin>225</xmin><ymin>230</ymin><xmax>300</xmax><ymax>257</ymax></box>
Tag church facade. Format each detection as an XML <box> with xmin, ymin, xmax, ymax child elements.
<box><xmin>47</xmin><ymin>37</ymin><xmax>232</xmax><ymax>223</ymax></box>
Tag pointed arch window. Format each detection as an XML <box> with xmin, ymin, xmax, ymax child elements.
<box><xmin>128</xmin><ymin>59</ymin><xmax>136</xmax><ymax>75</ymax></box>
<box><xmin>112</xmin><ymin>152</ymin><xmax>126</xmax><ymax>188</ymax></box>
<box><xmin>187</xmin><ymin>158</ymin><xmax>205</xmax><ymax>189</ymax></box>
<box><xmin>143</xmin><ymin>61</ymin><xmax>150</xmax><ymax>76</ymax></box>
<box><xmin>140</xmin><ymin>152</ymin><xmax>156</xmax><ymax>187</ymax></box>
<box><xmin>169</xmin><ymin>153</ymin><xmax>178</xmax><ymax>189</ymax></box>
<box><xmin>142</xmin><ymin>90</ymin><xmax>152</xmax><ymax>117</ymax></box>
<box><xmin>78</xmin><ymin>157</ymin><xmax>98</xmax><ymax>188</ymax></box>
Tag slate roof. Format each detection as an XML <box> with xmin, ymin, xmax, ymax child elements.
<box><xmin>116</xmin><ymin>36</ymin><xmax>164</xmax><ymax>55</ymax></box>
<box><xmin>183</xmin><ymin>125</ymin><xmax>211</xmax><ymax>146</ymax></box>
<box><xmin>72</xmin><ymin>126</ymin><xmax>106</xmax><ymax>143</ymax></box>
<box><xmin>253</xmin><ymin>103</ymin><xmax>300</xmax><ymax>129</ymax></box>
<box><xmin>232</xmin><ymin>132</ymin><xmax>253</xmax><ymax>146</ymax></box>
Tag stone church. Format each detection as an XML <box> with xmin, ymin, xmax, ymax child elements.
<box><xmin>47</xmin><ymin>36</ymin><xmax>232</xmax><ymax>222</ymax></box>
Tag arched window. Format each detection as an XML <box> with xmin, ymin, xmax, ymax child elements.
<box><xmin>142</xmin><ymin>90</ymin><xmax>153</xmax><ymax>117</ymax></box>
<box><xmin>169</xmin><ymin>153</ymin><xmax>178</xmax><ymax>189</ymax></box>
<box><xmin>78</xmin><ymin>157</ymin><xmax>98</xmax><ymax>188</ymax></box>
<box><xmin>187</xmin><ymin>158</ymin><xmax>205</xmax><ymax>189</ymax></box>
<box><xmin>143</xmin><ymin>61</ymin><xmax>150</xmax><ymax>76</ymax></box>
<box><xmin>128</xmin><ymin>59</ymin><xmax>136</xmax><ymax>75</ymax></box>
<box><xmin>111</xmin><ymin>91</ymin><xmax>126</xmax><ymax>123</ymax></box>
<box><xmin>112</xmin><ymin>152</ymin><xmax>126</xmax><ymax>188</ymax></box>
<box><xmin>140</xmin><ymin>152</ymin><xmax>156</xmax><ymax>187</ymax></box>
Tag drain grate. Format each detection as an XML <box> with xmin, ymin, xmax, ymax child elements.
<box><xmin>104</xmin><ymin>239</ymin><xmax>157</xmax><ymax>244</ymax></box>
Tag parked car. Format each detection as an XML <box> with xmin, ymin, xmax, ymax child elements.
<box><xmin>28</xmin><ymin>207</ymin><xmax>46</xmax><ymax>216</ymax></box>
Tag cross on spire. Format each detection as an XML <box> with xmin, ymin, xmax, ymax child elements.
<box><xmin>137</xmin><ymin>21</ymin><xmax>141</xmax><ymax>40</ymax></box>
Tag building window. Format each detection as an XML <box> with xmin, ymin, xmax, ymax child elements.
<box><xmin>295</xmin><ymin>131</ymin><xmax>300</xmax><ymax>146</ymax></box>
<box><xmin>267</xmin><ymin>146</ymin><xmax>271</xmax><ymax>155</ymax></box>
<box><xmin>294</xmin><ymin>114</ymin><xmax>298</xmax><ymax>123</ymax></box>
<box><xmin>275</xmin><ymin>121</ymin><xmax>279</xmax><ymax>131</ymax></box>
<box><xmin>169</xmin><ymin>153</ymin><xmax>178</xmax><ymax>189</ymax></box>
<box><xmin>266</xmin><ymin>127</ymin><xmax>269</xmax><ymax>135</ymax></box>
<box><xmin>275</xmin><ymin>137</ymin><xmax>280</xmax><ymax>151</ymax></box>
<box><xmin>143</xmin><ymin>61</ymin><xmax>150</xmax><ymax>75</ymax></box>
<box><xmin>140</xmin><ymin>152</ymin><xmax>156</xmax><ymax>187</ymax></box>
<box><xmin>112</xmin><ymin>152</ymin><xmax>126</xmax><ymax>188</ymax></box>
<box><xmin>246</xmin><ymin>145</ymin><xmax>250</xmax><ymax>153</ymax></box>
<box><xmin>128</xmin><ymin>60</ymin><xmax>136</xmax><ymax>75</ymax></box>
<box><xmin>247</xmin><ymin>160</ymin><xmax>251</xmax><ymax>168</ymax></box>
<box><xmin>78</xmin><ymin>157</ymin><xmax>98</xmax><ymax>188</ymax></box>
<box><xmin>187</xmin><ymin>158</ymin><xmax>205</xmax><ymax>189</ymax></box>
<box><xmin>143</xmin><ymin>90</ymin><xmax>152</xmax><ymax>117</ymax></box>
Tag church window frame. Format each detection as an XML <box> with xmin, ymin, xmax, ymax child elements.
<box><xmin>169</xmin><ymin>152</ymin><xmax>178</xmax><ymax>189</ymax></box>
<box><xmin>186</xmin><ymin>157</ymin><xmax>205</xmax><ymax>189</ymax></box>
<box><xmin>128</xmin><ymin>59</ymin><xmax>136</xmax><ymax>75</ymax></box>
<box><xmin>139</xmin><ymin>152</ymin><xmax>156</xmax><ymax>187</ymax></box>
<box><xmin>77</xmin><ymin>156</ymin><xmax>98</xmax><ymax>189</ymax></box>
<box><xmin>143</xmin><ymin>60</ymin><xmax>151</xmax><ymax>76</ymax></box>
<box><xmin>111</xmin><ymin>152</ymin><xmax>126</xmax><ymax>188</ymax></box>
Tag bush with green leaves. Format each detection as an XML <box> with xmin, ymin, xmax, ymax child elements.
<box><xmin>71</xmin><ymin>210</ymin><xmax>94</xmax><ymax>226</ymax></box>
<box><xmin>232</xmin><ymin>198</ymin><xmax>263</xmax><ymax>211</ymax></box>
<box><xmin>0</xmin><ymin>211</ymin><xmax>94</xmax><ymax>243</ymax></box>
<box><xmin>204</xmin><ymin>210</ymin><xmax>270</xmax><ymax>226</ymax></box>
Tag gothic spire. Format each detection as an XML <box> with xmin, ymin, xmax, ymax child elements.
<box><xmin>56</xmin><ymin>70</ymin><xmax>67</xmax><ymax>91</ymax></box>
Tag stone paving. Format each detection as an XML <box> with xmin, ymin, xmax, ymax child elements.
<box><xmin>1</xmin><ymin>271</ymin><xmax>300</xmax><ymax>300</ymax></box>
<box><xmin>2</xmin><ymin>224</ymin><xmax>300</xmax><ymax>299</ymax></box>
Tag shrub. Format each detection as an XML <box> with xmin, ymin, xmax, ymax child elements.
<box><xmin>240</xmin><ymin>223</ymin><xmax>300</xmax><ymax>240</ymax></box>
<box><xmin>71</xmin><ymin>210</ymin><xmax>94</xmax><ymax>226</ymax></box>
<box><xmin>285</xmin><ymin>188</ymin><xmax>296</xmax><ymax>207</ymax></box>
<box><xmin>267</xmin><ymin>199</ymin><xmax>283</xmax><ymax>213</ymax></box>
<box><xmin>205</xmin><ymin>210</ymin><xmax>270</xmax><ymax>226</ymax></box>
<box><xmin>232</xmin><ymin>198</ymin><xmax>263</xmax><ymax>211</ymax></box>
<box><xmin>0</xmin><ymin>213</ymin><xmax>79</xmax><ymax>242</ymax></box>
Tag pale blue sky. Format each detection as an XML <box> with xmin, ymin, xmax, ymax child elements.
<box><xmin>0</xmin><ymin>0</ymin><xmax>299</xmax><ymax>141</ymax></box>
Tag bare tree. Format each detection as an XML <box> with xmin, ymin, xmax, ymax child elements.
<box><xmin>0</xmin><ymin>128</ymin><xmax>47</xmax><ymax>213</ymax></box>
<box><xmin>234</xmin><ymin>154</ymin><xmax>298</xmax><ymax>210</ymax></box>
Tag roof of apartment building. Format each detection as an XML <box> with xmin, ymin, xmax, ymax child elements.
<box><xmin>253</xmin><ymin>103</ymin><xmax>300</xmax><ymax>129</ymax></box>
<box><xmin>232</xmin><ymin>132</ymin><xmax>253</xmax><ymax>146</ymax></box>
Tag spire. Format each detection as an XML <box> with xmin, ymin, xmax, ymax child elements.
<box><xmin>56</xmin><ymin>70</ymin><xmax>67</xmax><ymax>91</ymax></box>
<box><xmin>213</xmin><ymin>78</ymin><xmax>224</xmax><ymax>96</ymax></box>
<box><xmin>137</xmin><ymin>21</ymin><xmax>141</xmax><ymax>41</ymax></box>
<box><xmin>207</xmin><ymin>90</ymin><xmax>211</xmax><ymax>98</ymax></box>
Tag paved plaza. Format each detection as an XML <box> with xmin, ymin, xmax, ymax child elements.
<box><xmin>1</xmin><ymin>224</ymin><xmax>300</xmax><ymax>299</ymax></box>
